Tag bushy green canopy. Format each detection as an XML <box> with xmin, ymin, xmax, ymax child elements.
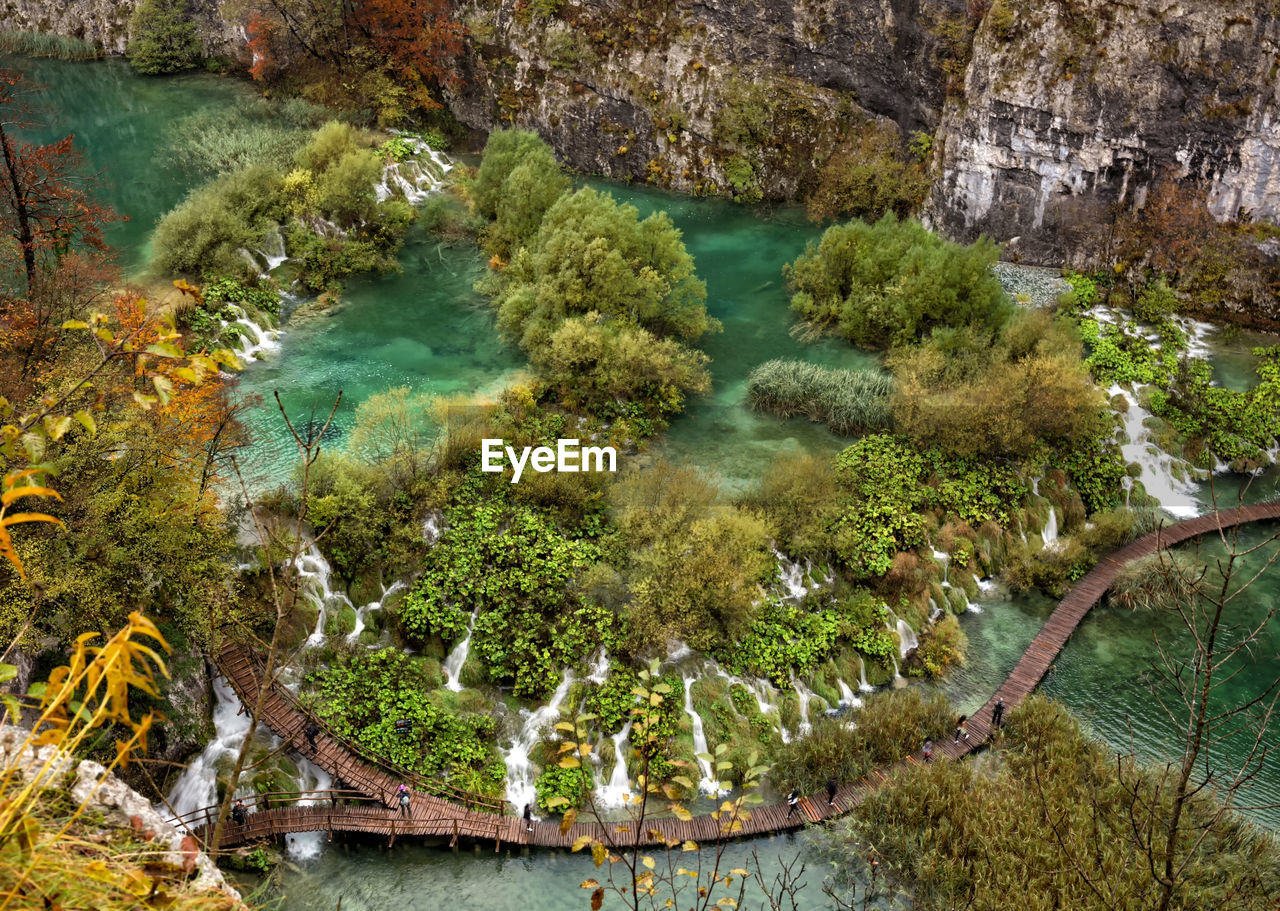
<box><xmin>785</xmin><ymin>214</ymin><xmax>1010</xmax><ymax>348</ymax></box>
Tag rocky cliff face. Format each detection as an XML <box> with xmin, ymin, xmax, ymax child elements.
<box><xmin>925</xmin><ymin>0</ymin><xmax>1280</xmax><ymax>264</ymax></box>
<box><xmin>448</xmin><ymin>0</ymin><xmax>960</xmax><ymax>202</ymax></box>
<box><xmin>0</xmin><ymin>0</ymin><xmax>242</xmax><ymax>57</ymax></box>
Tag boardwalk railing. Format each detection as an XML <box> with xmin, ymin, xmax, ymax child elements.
<box><xmin>193</xmin><ymin>501</ymin><xmax>1280</xmax><ymax>850</ymax></box>
<box><xmin>217</xmin><ymin>643</ymin><xmax>506</xmax><ymax>814</ymax></box>
<box><xmin>173</xmin><ymin>789</ymin><xmax>374</xmax><ymax>833</ymax></box>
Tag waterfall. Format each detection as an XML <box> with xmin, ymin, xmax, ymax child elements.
<box><xmin>893</xmin><ymin>616</ymin><xmax>919</xmax><ymax>660</ymax></box>
<box><xmin>682</xmin><ymin>677</ymin><xmax>724</xmax><ymax>795</ymax></box>
<box><xmin>594</xmin><ymin>721</ymin><xmax>634</xmax><ymax>808</ymax></box>
<box><xmin>928</xmin><ymin>597</ymin><xmax>942</xmax><ymax>620</ymax></box>
<box><xmin>585</xmin><ymin>650</ymin><xmax>609</xmax><ymax>685</ymax></box>
<box><xmin>375</xmin><ymin>142</ymin><xmax>454</xmax><ymax>204</ymax></box>
<box><xmin>706</xmin><ymin>661</ymin><xmax>788</xmax><ymax>742</ymax></box>
<box><xmin>164</xmin><ymin>676</ymin><xmax>252</xmax><ymax>821</ymax></box>
<box><xmin>790</xmin><ymin>674</ymin><xmax>817</xmax><ymax>737</ymax></box>
<box><xmin>283</xmin><ymin>757</ymin><xmax>332</xmax><ymax>860</ymax></box>
<box><xmin>858</xmin><ymin>658</ymin><xmax>874</xmax><ymax>693</ymax></box>
<box><xmin>1041</xmin><ymin>504</ymin><xmax>1060</xmax><ymax>549</ymax></box>
<box><xmin>773</xmin><ymin>548</ymin><xmax>812</xmax><ymax>600</ymax></box>
<box><xmin>422</xmin><ymin>512</ymin><xmax>442</xmax><ymax>544</ymax></box>
<box><xmin>348</xmin><ymin>579</ymin><xmax>406</xmax><ymax>643</ymax></box>
<box><xmin>932</xmin><ymin>550</ymin><xmax>950</xmax><ymax>584</ymax></box>
<box><xmin>504</xmin><ymin>671</ymin><xmax>575</xmax><ymax>811</ymax></box>
<box><xmin>295</xmin><ymin>546</ymin><xmax>354</xmax><ymax>646</ymax></box>
<box><xmin>226</xmin><ymin>304</ymin><xmax>281</xmax><ymax>363</ymax></box>
<box><xmin>1110</xmin><ymin>383</ymin><xmax>1202</xmax><ymax>518</ymax></box>
<box><xmin>836</xmin><ymin>678</ymin><xmax>861</xmax><ymax>709</ymax></box>
<box><xmin>890</xmin><ymin>653</ymin><xmax>905</xmax><ymax>687</ymax></box>
<box><xmin>442</xmin><ymin>609</ymin><xmax>479</xmax><ymax>692</ymax></box>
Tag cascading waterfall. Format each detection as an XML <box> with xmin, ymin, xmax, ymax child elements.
<box><xmin>442</xmin><ymin>609</ymin><xmax>479</xmax><ymax>692</ymax></box>
<box><xmin>1041</xmin><ymin>503</ymin><xmax>1060</xmax><ymax>549</ymax></box>
<box><xmin>347</xmin><ymin>580</ymin><xmax>406</xmax><ymax>643</ymax></box>
<box><xmin>1110</xmin><ymin>383</ymin><xmax>1202</xmax><ymax>517</ymax></box>
<box><xmin>594</xmin><ymin>721</ymin><xmax>634</xmax><ymax>808</ymax></box>
<box><xmin>928</xmin><ymin>597</ymin><xmax>942</xmax><ymax>620</ymax></box>
<box><xmin>586</xmin><ymin>650</ymin><xmax>610</xmax><ymax>685</ymax></box>
<box><xmin>790</xmin><ymin>674</ymin><xmax>818</xmax><ymax>737</ymax></box>
<box><xmin>707</xmin><ymin>662</ymin><xmax>789</xmax><ymax>743</ymax></box>
<box><xmin>294</xmin><ymin>545</ymin><xmax>355</xmax><ymax>647</ymax></box>
<box><xmin>858</xmin><ymin>658</ymin><xmax>874</xmax><ymax>693</ymax></box>
<box><xmin>283</xmin><ymin>758</ymin><xmax>332</xmax><ymax>860</ymax></box>
<box><xmin>774</xmin><ymin>548</ymin><xmax>811</xmax><ymax>600</ymax></box>
<box><xmin>375</xmin><ymin>142</ymin><xmax>454</xmax><ymax>204</ymax></box>
<box><xmin>422</xmin><ymin>512</ymin><xmax>442</xmax><ymax>544</ymax></box>
<box><xmin>226</xmin><ymin>304</ymin><xmax>281</xmax><ymax>363</ymax></box>
<box><xmin>894</xmin><ymin>616</ymin><xmax>919</xmax><ymax>660</ymax></box>
<box><xmin>164</xmin><ymin>676</ymin><xmax>251</xmax><ymax>821</ymax></box>
<box><xmin>932</xmin><ymin>550</ymin><xmax>950</xmax><ymax>584</ymax></box>
<box><xmin>836</xmin><ymin>679</ymin><xmax>861</xmax><ymax>709</ymax></box>
<box><xmin>504</xmin><ymin>671</ymin><xmax>574</xmax><ymax>811</ymax></box>
<box><xmin>682</xmin><ymin>678</ymin><xmax>723</xmax><ymax>795</ymax></box>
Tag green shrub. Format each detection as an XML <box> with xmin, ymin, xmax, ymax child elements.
<box><xmin>482</xmin><ymin>152</ymin><xmax>569</xmax><ymax>259</ymax></box>
<box><xmin>769</xmin><ymin>688</ymin><xmax>951</xmax><ymax>793</ymax></box>
<box><xmin>152</xmin><ymin>165</ymin><xmax>285</xmax><ymax>277</ymax></box>
<box><xmin>785</xmin><ymin>215</ymin><xmax>1009</xmax><ymax>348</ymax></box>
<box><xmin>534</xmin><ymin>763</ymin><xmax>591</xmax><ymax>813</ymax></box>
<box><xmin>127</xmin><ymin>0</ymin><xmax>202</xmax><ymax>75</ymax></box>
<box><xmin>471</xmin><ymin>130</ymin><xmax>559</xmax><ymax>219</ymax></box>
<box><xmin>806</xmin><ymin>123</ymin><xmax>931</xmax><ymax>222</ymax></box>
<box><xmin>747</xmin><ymin>359</ymin><xmax>894</xmax><ymax>435</ymax></box>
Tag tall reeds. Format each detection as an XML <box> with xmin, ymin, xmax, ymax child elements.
<box><xmin>747</xmin><ymin>358</ymin><xmax>894</xmax><ymax>435</ymax></box>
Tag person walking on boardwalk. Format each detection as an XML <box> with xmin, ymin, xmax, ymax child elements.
<box><xmin>397</xmin><ymin>783</ymin><xmax>411</xmax><ymax>817</ymax></box>
<box><xmin>523</xmin><ymin>803</ymin><xmax>534</xmax><ymax>832</ymax></box>
<box><xmin>231</xmin><ymin>798</ymin><xmax>247</xmax><ymax>827</ymax></box>
<box><xmin>991</xmin><ymin>695</ymin><xmax>1006</xmax><ymax>731</ymax></box>
<box><xmin>954</xmin><ymin>714</ymin><xmax>969</xmax><ymax>743</ymax></box>
<box><xmin>786</xmin><ymin>787</ymin><xmax>801</xmax><ymax>819</ymax></box>
<box><xmin>825</xmin><ymin>777</ymin><xmax>838</xmax><ymax>807</ymax></box>
<box><xmin>922</xmin><ymin>738</ymin><xmax>934</xmax><ymax>762</ymax></box>
<box><xmin>305</xmin><ymin>722</ymin><xmax>320</xmax><ymax>752</ymax></box>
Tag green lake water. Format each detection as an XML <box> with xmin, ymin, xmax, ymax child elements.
<box><xmin>18</xmin><ymin>56</ymin><xmax>1280</xmax><ymax>909</ymax></box>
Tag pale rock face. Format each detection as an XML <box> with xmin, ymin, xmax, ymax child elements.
<box><xmin>926</xmin><ymin>0</ymin><xmax>1280</xmax><ymax>263</ymax></box>
<box><xmin>0</xmin><ymin>0</ymin><xmax>243</xmax><ymax>57</ymax></box>
<box><xmin>0</xmin><ymin>726</ymin><xmax>239</xmax><ymax>901</ymax></box>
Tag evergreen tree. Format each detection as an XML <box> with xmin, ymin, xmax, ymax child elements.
<box><xmin>127</xmin><ymin>0</ymin><xmax>203</xmax><ymax>76</ymax></box>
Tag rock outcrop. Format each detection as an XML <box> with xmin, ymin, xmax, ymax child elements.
<box><xmin>0</xmin><ymin>725</ymin><xmax>239</xmax><ymax>901</ymax></box>
<box><xmin>925</xmin><ymin>0</ymin><xmax>1280</xmax><ymax>263</ymax></box>
<box><xmin>0</xmin><ymin>0</ymin><xmax>242</xmax><ymax>57</ymax></box>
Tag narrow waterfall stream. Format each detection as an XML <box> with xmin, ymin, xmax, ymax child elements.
<box><xmin>682</xmin><ymin>677</ymin><xmax>723</xmax><ymax>795</ymax></box>
<box><xmin>164</xmin><ymin>676</ymin><xmax>251</xmax><ymax>822</ymax></box>
<box><xmin>503</xmin><ymin>671</ymin><xmax>575</xmax><ymax>811</ymax></box>
<box><xmin>442</xmin><ymin>609</ymin><xmax>480</xmax><ymax>692</ymax></box>
<box><xmin>595</xmin><ymin>721</ymin><xmax>634</xmax><ymax>808</ymax></box>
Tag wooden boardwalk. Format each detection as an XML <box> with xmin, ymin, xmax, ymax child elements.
<box><xmin>193</xmin><ymin>499</ymin><xmax>1280</xmax><ymax>851</ymax></box>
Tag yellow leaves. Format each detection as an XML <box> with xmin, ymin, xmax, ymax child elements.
<box><xmin>572</xmin><ymin>835</ymin><xmax>593</xmax><ymax>853</ymax></box>
<box><xmin>0</xmin><ymin>470</ymin><xmax>66</xmax><ymax>580</ymax></box>
<box><xmin>683</xmin><ymin>840</ymin><xmax>699</xmax><ymax>852</ymax></box>
<box><xmin>641</xmin><ymin>855</ymin><xmax>655</xmax><ymax>870</ymax></box>
<box><xmin>591</xmin><ymin>840</ymin><xmax>607</xmax><ymax>867</ymax></box>
<box><xmin>579</xmin><ymin>879</ymin><xmax>600</xmax><ymax>889</ymax></box>
<box><xmin>560</xmin><ymin>807</ymin><xmax>578</xmax><ymax>835</ymax></box>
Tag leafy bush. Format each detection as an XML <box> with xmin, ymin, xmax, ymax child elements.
<box><xmin>534</xmin><ymin>763</ymin><xmax>591</xmax><ymax>812</ymax></box>
<box><xmin>806</xmin><ymin>122</ymin><xmax>931</xmax><ymax>222</ymax></box>
<box><xmin>747</xmin><ymin>359</ymin><xmax>893</xmax><ymax>435</ymax></box>
<box><xmin>481</xmin><ymin>140</ymin><xmax>569</xmax><ymax>258</ymax></box>
<box><xmin>910</xmin><ymin>613</ymin><xmax>967</xmax><ymax>676</ymax></box>
<box><xmin>785</xmin><ymin>215</ymin><xmax>1009</xmax><ymax>348</ymax></box>
<box><xmin>152</xmin><ymin>165</ymin><xmax>285</xmax><ymax>276</ymax></box>
<box><xmin>304</xmin><ymin>649</ymin><xmax>504</xmax><ymax>793</ymax></box>
<box><xmin>127</xmin><ymin>0</ymin><xmax>202</xmax><ymax>75</ymax></box>
<box><xmin>769</xmin><ymin>688</ymin><xmax>952</xmax><ymax>793</ymax></box>
<box><xmin>471</xmin><ymin>130</ymin><xmax>559</xmax><ymax>219</ymax></box>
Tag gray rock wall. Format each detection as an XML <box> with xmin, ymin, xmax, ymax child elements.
<box><xmin>0</xmin><ymin>0</ymin><xmax>242</xmax><ymax>57</ymax></box>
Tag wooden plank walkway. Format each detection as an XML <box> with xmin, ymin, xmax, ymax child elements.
<box><xmin>194</xmin><ymin>500</ymin><xmax>1280</xmax><ymax>851</ymax></box>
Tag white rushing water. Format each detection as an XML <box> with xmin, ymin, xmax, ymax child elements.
<box><xmin>1110</xmin><ymin>384</ymin><xmax>1203</xmax><ymax>517</ymax></box>
<box><xmin>594</xmin><ymin>721</ymin><xmax>634</xmax><ymax>808</ymax></box>
<box><xmin>585</xmin><ymin>649</ymin><xmax>610</xmax><ymax>685</ymax></box>
<box><xmin>375</xmin><ymin>142</ymin><xmax>454</xmax><ymax>204</ymax></box>
<box><xmin>1041</xmin><ymin>504</ymin><xmax>1060</xmax><ymax>549</ymax></box>
<box><xmin>294</xmin><ymin>545</ymin><xmax>356</xmax><ymax>646</ymax></box>
<box><xmin>836</xmin><ymin>678</ymin><xmax>861</xmax><ymax>709</ymax></box>
<box><xmin>226</xmin><ymin>303</ymin><xmax>281</xmax><ymax>363</ymax></box>
<box><xmin>894</xmin><ymin>616</ymin><xmax>919</xmax><ymax>660</ymax></box>
<box><xmin>683</xmin><ymin>677</ymin><xmax>724</xmax><ymax>796</ymax></box>
<box><xmin>348</xmin><ymin>579</ymin><xmax>406</xmax><ymax>644</ymax></box>
<box><xmin>165</xmin><ymin>676</ymin><xmax>251</xmax><ymax>822</ymax></box>
<box><xmin>422</xmin><ymin>512</ymin><xmax>442</xmax><ymax>544</ymax></box>
<box><xmin>284</xmin><ymin>758</ymin><xmax>332</xmax><ymax>861</ymax></box>
<box><xmin>790</xmin><ymin>674</ymin><xmax>818</xmax><ymax>738</ymax></box>
<box><xmin>504</xmin><ymin>671</ymin><xmax>574</xmax><ymax>811</ymax></box>
<box><xmin>442</xmin><ymin>609</ymin><xmax>479</xmax><ymax>692</ymax></box>
<box><xmin>858</xmin><ymin>657</ymin><xmax>874</xmax><ymax>693</ymax></box>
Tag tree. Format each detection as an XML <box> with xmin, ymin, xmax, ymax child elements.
<box><xmin>127</xmin><ymin>0</ymin><xmax>204</xmax><ymax>75</ymax></box>
<box><xmin>0</xmin><ymin>71</ymin><xmax>114</xmax><ymax>295</ymax></box>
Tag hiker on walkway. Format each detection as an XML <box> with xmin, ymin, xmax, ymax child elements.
<box><xmin>305</xmin><ymin>722</ymin><xmax>320</xmax><ymax>752</ymax></box>
<box><xmin>523</xmin><ymin>803</ymin><xmax>534</xmax><ymax>832</ymax></box>
<box><xmin>231</xmin><ymin>798</ymin><xmax>247</xmax><ymax>827</ymax></box>
<box><xmin>786</xmin><ymin>787</ymin><xmax>801</xmax><ymax>819</ymax></box>
<box><xmin>398</xmin><ymin>783</ymin><xmax>411</xmax><ymax>817</ymax></box>
<box><xmin>825</xmin><ymin>777</ymin><xmax>838</xmax><ymax>807</ymax></box>
<box><xmin>954</xmin><ymin>715</ymin><xmax>969</xmax><ymax>743</ymax></box>
<box><xmin>992</xmin><ymin>695</ymin><xmax>1006</xmax><ymax>731</ymax></box>
<box><xmin>922</xmin><ymin>739</ymin><xmax>934</xmax><ymax>762</ymax></box>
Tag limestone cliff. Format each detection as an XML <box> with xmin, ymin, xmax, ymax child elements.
<box><xmin>0</xmin><ymin>0</ymin><xmax>241</xmax><ymax>57</ymax></box>
<box><xmin>925</xmin><ymin>0</ymin><xmax>1280</xmax><ymax>264</ymax></box>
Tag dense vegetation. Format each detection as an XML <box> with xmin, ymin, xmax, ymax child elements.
<box><xmin>786</xmin><ymin>215</ymin><xmax>1009</xmax><ymax>348</ymax></box>
<box><xmin>747</xmin><ymin>360</ymin><xmax>893</xmax><ymax>435</ymax></box>
<box><xmin>826</xmin><ymin>695</ymin><xmax>1280</xmax><ymax>909</ymax></box>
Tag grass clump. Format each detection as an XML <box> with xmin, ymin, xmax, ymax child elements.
<box><xmin>747</xmin><ymin>359</ymin><xmax>893</xmax><ymax>435</ymax></box>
